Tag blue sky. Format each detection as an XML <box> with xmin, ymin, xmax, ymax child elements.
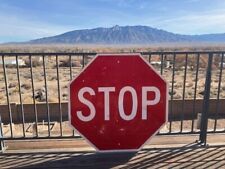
<box><xmin>1</xmin><ymin>0</ymin><xmax>225</xmax><ymax>43</ymax></box>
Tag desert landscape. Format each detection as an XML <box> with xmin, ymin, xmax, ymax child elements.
<box><xmin>2</xmin><ymin>1</ymin><xmax>225</xmax><ymax>168</ymax></box>
<box><xmin>0</xmin><ymin>45</ymin><xmax>225</xmax><ymax>105</ymax></box>
<box><xmin>0</xmin><ymin>45</ymin><xmax>225</xmax><ymax>137</ymax></box>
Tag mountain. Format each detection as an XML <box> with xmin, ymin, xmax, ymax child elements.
<box><xmin>191</xmin><ymin>33</ymin><xmax>225</xmax><ymax>42</ymax></box>
<box><xmin>29</xmin><ymin>25</ymin><xmax>225</xmax><ymax>44</ymax></box>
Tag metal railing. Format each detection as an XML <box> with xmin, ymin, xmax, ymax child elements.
<box><xmin>0</xmin><ymin>52</ymin><xmax>225</xmax><ymax>148</ymax></box>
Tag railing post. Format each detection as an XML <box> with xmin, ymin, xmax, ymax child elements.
<box><xmin>199</xmin><ymin>53</ymin><xmax>213</xmax><ymax>145</ymax></box>
<box><xmin>0</xmin><ymin>115</ymin><xmax>7</xmax><ymax>153</ymax></box>
<box><xmin>82</xmin><ymin>54</ymin><xmax>85</xmax><ymax>68</ymax></box>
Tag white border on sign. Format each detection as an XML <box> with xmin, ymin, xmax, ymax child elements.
<box><xmin>136</xmin><ymin>53</ymin><xmax>169</xmax><ymax>152</ymax></box>
<box><xmin>68</xmin><ymin>53</ymin><xmax>169</xmax><ymax>153</ymax></box>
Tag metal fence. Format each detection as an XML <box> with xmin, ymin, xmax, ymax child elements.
<box><xmin>0</xmin><ymin>52</ymin><xmax>225</xmax><ymax>150</ymax></box>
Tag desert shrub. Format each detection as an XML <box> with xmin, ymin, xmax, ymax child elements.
<box><xmin>21</xmin><ymin>83</ymin><xmax>31</xmax><ymax>90</ymax></box>
<box><xmin>6</xmin><ymin>64</ymin><xmax>17</xmax><ymax>68</ymax></box>
<box><xmin>24</xmin><ymin>57</ymin><xmax>42</xmax><ymax>67</ymax></box>
<box><xmin>58</xmin><ymin>59</ymin><xmax>81</xmax><ymax>67</ymax></box>
<box><xmin>8</xmin><ymin>83</ymin><xmax>17</xmax><ymax>88</ymax></box>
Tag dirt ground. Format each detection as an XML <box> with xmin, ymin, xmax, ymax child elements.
<box><xmin>0</xmin><ymin>54</ymin><xmax>225</xmax><ymax>105</ymax></box>
<box><xmin>1</xmin><ymin>53</ymin><xmax>225</xmax><ymax>138</ymax></box>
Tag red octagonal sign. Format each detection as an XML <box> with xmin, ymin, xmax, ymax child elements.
<box><xmin>69</xmin><ymin>54</ymin><xmax>168</xmax><ymax>152</ymax></box>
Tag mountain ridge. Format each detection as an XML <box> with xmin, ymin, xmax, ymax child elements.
<box><xmin>28</xmin><ymin>25</ymin><xmax>225</xmax><ymax>44</ymax></box>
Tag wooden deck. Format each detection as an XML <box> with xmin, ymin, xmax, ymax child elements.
<box><xmin>1</xmin><ymin>134</ymin><xmax>225</xmax><ymax>169</ymax></box>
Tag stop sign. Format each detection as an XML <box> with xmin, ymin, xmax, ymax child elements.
<box><xmin>69</xmin><ymin>54</ymin><xmax>168</xmax><ymax>152</ymax></box>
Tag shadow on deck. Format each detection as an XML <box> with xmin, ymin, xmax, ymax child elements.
<box><xmin>1</xmin><ymin>143</ymin><xmax>225</xmax><ymax>169</ymax></box>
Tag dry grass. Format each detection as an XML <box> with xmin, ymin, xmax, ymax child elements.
<box><xmin>24</xmin><ymin>57</ymin><xmax>42</xmax><ymax>67</ymax></box>
<box><xmin>0</xmin><ymin>45</ymin><xmax>225</xmax><ymax>104</ymax></box>
<box><xmin>1</xmin><ymin>43</ymin><xmax>225</xmax><ymax>53</ymax></box>
<box><xmin>0</xmin><ymin>45</ymin><xmax>225</xmax><ymax>138</ymax></box>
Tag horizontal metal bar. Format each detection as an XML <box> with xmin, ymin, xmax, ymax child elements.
<box><xmin>158</xmin><ymin>131</ymin><xmax>200</xmax><ymax>135</ymax></box>
<box><xmin>0</xmin><ymin>53</ymin><xmax>97</xmax><ymax>56</ymax></box>
<box><xmin>0</xmin><ymin>132</ymin><xmax>201</xmax><ymax>141</ymax></box>
<box><xmin>0</xmin><ymin>135</ymin><xmax>81</xmax><ymax>141</ymax></box>
<box><xmin>0</xmin><ymin>51</ymin><xmax>224</xmax><ymax>56</ymax></box>
<box><xmin>141</xmin><ymin>51</ymin><xmax>222</xmax><ymax>55</ymax></box>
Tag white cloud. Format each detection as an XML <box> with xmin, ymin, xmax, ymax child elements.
<box><xmin>153</xmin><ymin>9</ymin><xmax>225</xmax><ymax>34</ymax></box>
